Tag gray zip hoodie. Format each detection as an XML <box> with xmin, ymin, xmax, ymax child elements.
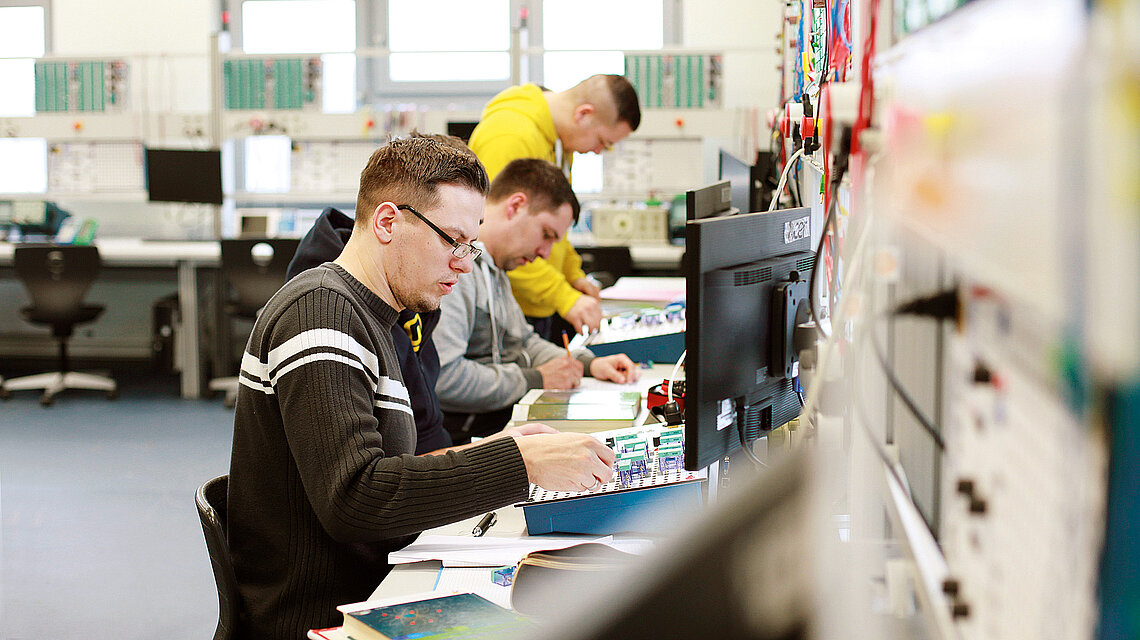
<box><xmin>434</xmin><ymin>245</ymin><xmax>595</xmax><ymax>414</ymax></box>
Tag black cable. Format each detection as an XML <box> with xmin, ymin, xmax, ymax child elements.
<box><xmin>808</xmin><ymin>179</ymin><xmax>837</xmax><ymax>339</ymax></box>
<box><xmin>821</xmin><ymin>0</ymin><xmax>831</xmax><ymax>83</ymax></box>
<box><xmin>827</xmin><ymin>192</ymin><xmax>841</xmax><ymax>317</ymax></box>
<box><xmin>867</xmin><ymin>325</ymin><xmax>946</xmax><ymax>450</ymax></box>
<box><xmin>789</xmin><ymin>163</ymin><xmax>803</xmax><ymax>207</ymax></box>
<box><xmin>807</xmin><ymin>125</ymin><xmax>852</xmax><ymax>339</ymax></box>
<box><xmin>736</xmin><ymin>398</ymin><xmax>767</xmax><ymax>468</ymax></box>
<box><xmin>852</xmin><ymin>351</ymin><xmax>920</xmax><ymax>499</ymax></box>
<box><xmin>894</xmin><ymin>289</ymin><xmax>959</xmax><ymax>322</ymax></box>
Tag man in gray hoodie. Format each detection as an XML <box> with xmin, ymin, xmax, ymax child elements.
<box><xmin>435</xmin><ymin>159</ymin><xmax>638</xmax><ymax>443</ymax></box>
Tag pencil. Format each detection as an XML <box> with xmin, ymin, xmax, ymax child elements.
<box><xmin>561</xmin><ymin>330</ymin><xmax>573</xmax><ymax>358</ymax></box>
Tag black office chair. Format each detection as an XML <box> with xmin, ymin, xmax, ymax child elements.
<box><xmin>1</xmin><ymin>245</ymin><xmax>117</xmax><ymax>406</ymax></box>
<box><xmin>207</xmin><ymin>238</ymin><xmax>299</xmax><ymax>407</ymax></box>
<box><xmin>578</xmin><ymin>245</ymin><xmax>633</xmax><ymax>289</ymax></box>
<box><xmin>196</xmin><ymin>474</ymin><xmax>241</xmax><ymax>640</ymax></box>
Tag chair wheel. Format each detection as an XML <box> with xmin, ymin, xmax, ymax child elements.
<box><xmin>0</xmin><ymin>388</ymin><xmax>9</xmax><ymax>400</ymax></box>
<box><xmin>40</xmin><ymin>395</ymin><xmax>54</xmax><ymax>407</ymax></box>
<box><xmin>107</xmin><ymin>389</ymin><xmax>119</xmax><ymax>400</ymax></box>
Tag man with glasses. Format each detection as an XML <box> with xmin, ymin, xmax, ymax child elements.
<box><xmin>228</xmin><ymin>136</ymin><xmax>616</xmax><ymax>640</ymax></box>
<box><xmin>283</xmin><ymin>133</ymin><xmax>477</xmax><ymax>456</ymax></box>
<box><xmin>434</xmin><ymin>158</ymin><xmax>639</xmax><ymax>443</ymax></box>
<box><xmin>468</xmin><ymin>74</ymin><xmax>642</xmax><ymax>342</ymax></box>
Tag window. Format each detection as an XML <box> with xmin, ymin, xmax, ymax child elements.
<box><xmin>0</xmin><ymin>138</ymin><xmax>47</xmax><ymax>193</ymax></box>
<box><xmin>0</xmin><ymin>4</ymin><xmax>46</xmax><ymax>117</ymax></box>
<box><xmin>387</xmin><ymin>0</ymin><xmax>510</xmax><ymax>82</ymax></box>
<box><xmin>243</xmin><ymin>136</ymin><xmax>292</xmax><ymax>193</ymax></box>
<box><xmin>240</xmin><ymin>0</ymin><xmax>356</xmax><ymax>113</ymax></box>
<box><xmin>541</xmin><ymin>0</ymin><xmax>663</xmax><ymax>90</ymax></box>
<box><xmin>241</xmin><ymin>0</ymin><xmax>356</xmax><ymax>54</ymax></box>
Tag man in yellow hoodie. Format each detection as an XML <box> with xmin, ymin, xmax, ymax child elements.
<box><xmin>467</xmin><ymin>74</ymin><xmax>641</xmax><ymax>342</ymax></box>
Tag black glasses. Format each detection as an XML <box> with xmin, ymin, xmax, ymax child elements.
<box><xmin>396</xmin><ymin>204</ymin><xmax>482</xmax><ymax>261</ymax></box>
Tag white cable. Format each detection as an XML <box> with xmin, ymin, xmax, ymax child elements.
<box><xmin>769</xmin><ymin>147</ymin><xmax>806</xmax><ymax>211</ymax></box>
<box><xmin>667</xmin><ymin>350</ymin><xmax>686</xmax><ymax>404</ymax></box>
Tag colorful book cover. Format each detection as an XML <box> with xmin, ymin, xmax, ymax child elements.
<box><xmin>340</xmin><ymin>593</ymin><xmax>533</xmax><ymax>640</ymax></box>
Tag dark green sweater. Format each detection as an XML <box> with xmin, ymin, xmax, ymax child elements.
<box><xmin>227</xmin><ymin>263</ymin><xmax>530</xmax><ymax>640</ymax></box>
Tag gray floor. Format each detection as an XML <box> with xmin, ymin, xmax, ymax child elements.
<box><xmin>0</xmin><ymin>366</ymin><xmax>234</xmax><ymax>640</ymax></box>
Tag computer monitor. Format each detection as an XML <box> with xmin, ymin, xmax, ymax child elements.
<box><xmin>685</xmin><ymin>180</ymin><xmax>734</xmax><ymax>220</ymax></box>
<box><xmin>683</xmin><ymin>207</ymin><xmax>815</xmax><ymax>471</ymax></box>
<box><xmin>144</xmin><ymin>148</ymin><xmax>224</xmax><ymax>205</ymax></box>
<box><xmin>446</xmin><ymin>121</ymin><xmax>479</xmax><ymax>143</ymax></box>
<box><xmin>718</xmin><ymin>149</ymin><xmax>756</xmax><ymax>214</ymax></box>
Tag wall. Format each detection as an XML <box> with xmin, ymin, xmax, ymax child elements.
<box><xmin>682</xmin><ymin>0</ymin><xmax>783</xmax><ymax>109</ymax></box>
<box><xmin>51</xmin><ymin>0</ymin><xmax>216</xmax><ymax>112</ymax></box>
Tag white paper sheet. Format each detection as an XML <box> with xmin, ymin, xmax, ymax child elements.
<box><xmin>389</xmin><ymin>534</ymin><xmax>657</xmax><ymax>567</ymax></box>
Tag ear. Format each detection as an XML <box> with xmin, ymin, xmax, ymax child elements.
<box><xmin>372</xmin><ymin>202</ymin><xmax>398</xmax><ymax>245</ymax></box>
<box><xmin>504</xmin><ymin>191</ymin><xmax>529</xmax><ymax>220</ymax></box>
<box><xmin>573</xmin><ymin>103</ymin><xmax>595</xmax><ymax>124</ymax></box>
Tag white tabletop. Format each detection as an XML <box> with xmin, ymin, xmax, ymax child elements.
<box><xmin>0</xmin><ymin>238</ymin><xmax>220</xmax><ymax>266</ymax></box>
<box><xmin>370</xmin><ymin>364</ymin><xmax>678</xmax><ymax>602</ymax></box>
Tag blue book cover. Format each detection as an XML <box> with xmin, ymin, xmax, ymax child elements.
<box><xmin>342</xmin><ymin>593</ymin><xmax>533</xmax><ymax>640</ymax></box>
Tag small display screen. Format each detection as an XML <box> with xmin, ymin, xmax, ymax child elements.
<box><xmin>144</xmin><ymin>148</ymin><xmax>224</xmax><ymax>205</ymax></box>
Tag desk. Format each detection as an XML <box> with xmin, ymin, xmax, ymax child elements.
<box><xmin>372</xmin><ymin>365</ymin><xmax>677</xmax><ymax>602</ymax></box>
<box><xmin>0</xmin><ymin>239</ymin><xmax>220</xmax><ymax>398</ymax></box>
<box><xmin>370</xmin><ymin>507</ymin><xmax>532</xmax><ymax>601</ymax></box>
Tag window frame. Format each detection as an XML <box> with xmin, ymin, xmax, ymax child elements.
<box><xmin>225</xmin><ymin>0</ymin><xmax>679</xmax><ymax>105</ymax></box>
<box><xmin>0</xmin><ymin>0</ymin><xmax>51</xmax><ymax>55</ymax></box>
<box><xmin>0</xmin><ymin>1</ymin><xmax>50</xmax><ymax>192</ymax></box>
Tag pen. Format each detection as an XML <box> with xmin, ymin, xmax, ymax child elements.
<box><xmin>561</xmin><ymin>330</ymin><xmax>573</xmax><ymax>358</ymax></box>
<box><xmin>472</xmin><ymin>511</ymin><xmax>497</xmax><ymax>537</ymax></box>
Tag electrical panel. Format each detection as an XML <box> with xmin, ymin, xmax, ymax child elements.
<box><xmin>602</xmin><ymin>139</ymin><xmax>703</xmax><ymax>196</ymax></box>
<box><xmin>625</xmin><ymin>53</ymin><xmax>723</xmax><ymax>109</ymax></box>
<box><xmin>590</xmin><ymin>206</ymin><xmax>670</xmax><ymax>245</ymax></box>
<box><xmin>34</xmin><ymin>60</ymin><xmax>128</xmax><ymax>113</ymax></box>
<box><xmin>223</xmin><ymin>57</ymin><xmax>322</xmax><ymax>110</ymax></box>
<box><xmin>289</xmin><ymin>140</ymin><xmax>378</xmax><ymax>195</ymax></box>
<box><xmin>47</xmin><ymin>141</ymin><xmax>145</xmax><ymax>193</ymax></box>
<box><xmin>939</xmin><ymin>286</ymin><xmax>1105</xmax><ymax>640</ymax></box>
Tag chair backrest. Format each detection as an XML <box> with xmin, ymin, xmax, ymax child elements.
<box><xmin>578</xmin><ymin>246</ymin><xmax>633</xmax><ymax>289</ymax></box>
<box><xmin>219</xmin><ymin>238</ymin><xmax>301</xmax><ymax>317</ymax></box>
<box><xmin>12</xmin><ymin>245</ymin><xmax>102</xmax><ymax>323</ymax></box>
<box><xmin>196</xmin><ymin>474</ymin><xmax>241</xmax><ymax>640</ymax></box>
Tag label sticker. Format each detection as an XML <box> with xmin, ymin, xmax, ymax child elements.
<box><xmin>716</xmin><ymin>398</ymin><xmax>735</xmax><ymax>431</ymax></box>
<box><xmin>784</xmin><ymin>215</ymin><xmax>810</xmax><ymax>244</ymax></box>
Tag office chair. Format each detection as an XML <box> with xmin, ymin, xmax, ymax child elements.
<box><xmin>1</xmin><ymin>245</ymin><xmax>117</xmax><ymax>406</ymax></box>
<box><xmin>207</xmin><ymin>238</ymin><xmax>299</xmax><ymax>407</ymax></box>
<box><xmin>578</xmin><ymin>246</ymin><xmax>633</xmax><ymax>289</ymax></box>
<box><xmin>196</xmin><ymin>474</ymin><xmax>241</xmax><ymax>640</ymax></box>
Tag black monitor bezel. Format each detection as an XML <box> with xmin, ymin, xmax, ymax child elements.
<box><xmin>683</xmin><ymin>207</ymin><xmax>814</xmax><ymax>471</ymax></box>
<box><xmin>144</xmin><ymin>147</ymin><xmax>224</xmax><ymax>205</ymax></box>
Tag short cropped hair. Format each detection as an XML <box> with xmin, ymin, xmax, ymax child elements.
<box><xmin>569</xmin><ymin>74</ymin><xmax>641</xmax><ymax>132</ymax></box>
<box><xmin>487</xmin><ymin>159</ymin><xmax>581</xmax><ymax>223</ymax></box>
<box><xmin>601</xmin><ymin>74</ymin><xmax>641</xmax><ymax>131</ymax></box>
<box><xmin>355</xmin><ymin>134</ymin><xmax>489</xmax><ymax>230</ymax></box>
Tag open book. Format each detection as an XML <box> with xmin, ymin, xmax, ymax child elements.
<box><xmin>511</xmin><ymin>389</ymin><xmax>642</xmax><ymax>432</ymax></box>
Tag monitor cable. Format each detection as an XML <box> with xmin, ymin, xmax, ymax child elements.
<box><xmin>735</xmin><ymin>397</ymin><xmax>768</xmax><ymax>468</ymax></box>
<box><xmin>867</xmin><ymin>325</ymin><xmax>946</xmax><ymax>451</ymax></box>
<box><xmin>861</xmin><ymin>288</ymin><xmax>962</xmax><ymax>452</ymax></box>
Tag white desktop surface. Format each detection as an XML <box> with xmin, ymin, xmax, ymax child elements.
<box><xmin>0</xmin><ymin>238</ymin><xmax>220</xmax><ymax>265</ymax></box>
<box><xmin>370</xmin><ymin>364</ymin><xmax>677</xmax><ymax>602</ymax></box>
<box><xmin>0</xmin><ymin>238</ymin><xmax>220</xmax><ymax>397</ymax></box>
